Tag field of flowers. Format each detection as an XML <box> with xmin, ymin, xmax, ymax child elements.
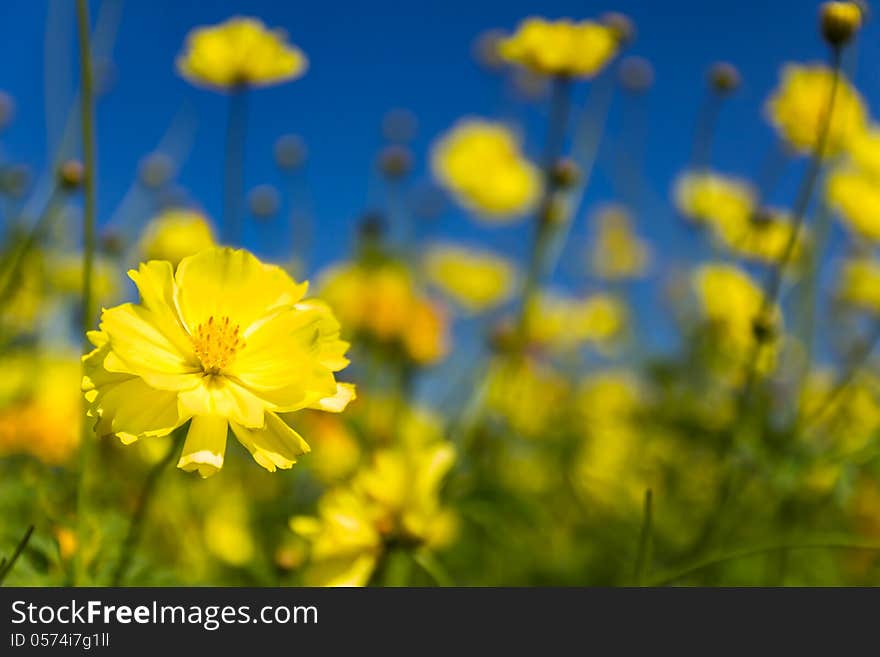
<box><xmin>2</xmin><ymin>1</ymin><xmax>880</xmax><ymax>587</ymax></box>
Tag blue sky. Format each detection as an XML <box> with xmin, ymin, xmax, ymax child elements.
<box><xmin>1</xmin><ymin>0</ymin><xmax>878</xmax><ymax>354</ymax></box>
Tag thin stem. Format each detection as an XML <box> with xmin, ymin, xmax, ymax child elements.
<box><xmin>0</xmin><ymin>525</ymin><xmax>35</xmax><ymax>586</ymax></box>
<box><xmin>651</xmin><ymin>535</ymin><xmax>880</xmax><ymax>586</ymax></box>
<box><xmin>690</xmin><ymin>91</ymin><xmax>723</xmax><ymax>170</ymax></box>
<box><xmin>223</xmin><ymin>88</ymin><xmax>249</xmax><ymax>244</ymax></box>
<box><xmin>633</xmin><ymin>489</ymin><xmax>653</xmax><ymax>586</ymax></box>
<box><xmin>111</xmin><ymin>434</ymin><xmax>181</xmax><ymax>586</ymax></box>
<box><xmin>74</xmin><ymin>0</ymin><xmax>97</xmax><ymax>588</ymax></box>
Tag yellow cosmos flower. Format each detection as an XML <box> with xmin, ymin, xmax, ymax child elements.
<box><xmin>826</xmin><ymin>167</ymin><xmax>880</xmax><ymax>241</ymax></box>
<box><xmin>692</xmin><ymin>263</ymin><xmax>782</xmax><ymax>377</ymax></box>
<box><xmin>431</xmin><ymin>119</ymin><xmax>541</xmax><ymax>221</ymax></box>
<box><xmin>714</xmin><ymin>207</ymin><xmax>806</xmax><ymax>265</ymax></box>
<box><xmin>0</xmin><ymin>353</ymin><xmax>81</xmax><ymax>466</ymax></box>
<box><xmin>423</xmin><ymin>243</ymin><xmax>517</xmax><ymax>313</ymax></box>
<box><xmin>82</xmin><ymin>247</ymin><xmax>354</xmax><ymax>478</ymax></box>
<box><xmin>291</xmin><ymin>441</ymin><xmax>457</xmax><ymax>586</ymax></box>
<box><xmin>765</xmin><ymin>63</ymin><xmax>866</xmax><ymax>157</ymax></box>
<box><xmin>139</xmin><ymin>209</ymin><xmax>216</xmax><ymax>267</ymax></box>
<box><xmin>177</xmin><ymin>17</ymin><xmax>307</xmax><ymax>90</ymax></box>
<box><xmin>674</xmin><ymin>171</ymin><xmax>755</xmax><ymax>234</ymax></box>
<box><xmin>837</xmin><ymin>257</ymin><xmax>880</xmax><ymax>313</ymax></box>
<box><xmin>589</xmin><ymin>204</ymin><xmax>650</xmax><ymax>280</ymax></box>
<box><xmin>498</xmin><ymin>17</ymin><xmax>619</xmax><ymax>79</ymax></box>
<box><xmin>526</xmin><ymin>291</ymin><xmax>626</xmax><ymax>352</ymax></box>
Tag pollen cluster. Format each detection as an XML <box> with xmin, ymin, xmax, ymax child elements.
<box><xmin>191</xmin><ymin>315</ymin><xmax>245</xmax><ymax>374</ymax></box>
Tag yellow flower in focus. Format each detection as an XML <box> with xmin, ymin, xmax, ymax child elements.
<box><xmin>692</xmin><ymin>263</ymin><xmax>782</xmax><ymax>377</ymax></box>
<box><xmin>291</xmin><ymin>441</ymin><xmax>457</xmax><ymax>586</ymax></box>
<box><xmin>0</xmin><ymin>353</ymin><xmax>81</xmax><ymax>466</ymax></box>
<box><xmin>498</xmin><ymin>17</ymin><xmax>619</xmax><ymax>78</ymax></box>
<box><xmin>765</xmin><ymin>63</ymin><xmax>866</xmax><ymax>157</ymax></box>
<box><xmin>589</xmin><ymin>204</ymin><xmax>650</xmax><ymax>280</ymax></box>
<box><xmin>177</xmin><ymin>17</ymin><xmax>307</xmax><ymax>90</ymax></box>
<box><xmin>526</xmin><ymin>291</ymin><xmax>626</xmax><ymax>352</ymax></box>
<box><xmin>140</xmin><ymin>209</ymin><xmax>216</xmax><ymax>267</ymax></box>
<box><xmin>674</xmin><ymin>171</ymin><xmax>755</xmax><ymax>233</ymax></box>
<box><xmin>431</xmin><ymin>119</ymin><xmax>541</xmax><ymax>221</ymax></box>
<box><xmin>826</xmin><ymin>167</ymin><xmax>880</xmax><ymax>241</ymax></box>
<box><xmin>836</xmin><ymin>257</ymin><xmax>880</xmax><ymax>313</ymax></box>
<box><xmin>423</xmin><ymin>243</ymin><xmax>517</xmax><ymax>313</ymax></box>
<box><xmin>715</xmin><ymin>208</ymin><xmax>807</xmax><ymax>265</ymax></box>
<box><xmin>83</xmin><ymin>247</ymin><xmax>354</xmax><ymax>477</ymax></box>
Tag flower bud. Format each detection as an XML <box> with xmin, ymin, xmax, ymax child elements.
<box><xmin>601</xmin><ymin>12</ymin><xmax>636</xmax><ymax>46</ymax></box>
<box><xmin>378</xmin><ymin>145</ymin><xmax>413</xmax><ymax>179</ymax></box>
<box><xmin>618</xmin><ymin>56</ymin><xmax>654</xmax><ymax>93</ymax></box>
<box><xmin>58</xmin><ymin>160</ymin><xmax>84</xmax><ymax>191</ymax></box>
<box><xmin>274</xmin><ymin>134</ymin><xmax>307</xmax><ymax>171</ymax></box>
<box><xmin>248</xmin><ymin>184</ymin><xmax>280</xmax><ymax>220</ymax></box>
<box><xmin>708</xmin><ymin>62</ymin><xmax>741</xmax><ymax>95</ymax></box>
<box><xmin>550</xmin><ymin>158</ymin><xmax>581</xmax><ymax>189</ymax></box>
<box><xmin>820</xmin><ymin>1</ymin><xmax>863</xmax><ymax>47</ymax></box>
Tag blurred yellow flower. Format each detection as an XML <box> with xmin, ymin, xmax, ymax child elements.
<box><xmin>320</xmin><ymin>261</ymin><xmax>448</xmax><ymax>365</ymax></box>
<box><xmin>589</xmin><ymin>204</ymin><xmax>650</xmax><ymax>280</ymax></box>
<box><xmin>498</xmin><ymin>17</ymin><xmax>618</xmax><ymax>78</ymax></box>
<box><xmin>139</xmin><ymin>209</ymin><xmax>216</xmax><ymax>267</ymax></box>
<box><xmin>83</xmin><ymin>247</ymin><xmax>354</xmax><ymax>477</ymax></box>
<box><xmin>765</xmin><ymin>63</ymin><xmax>866</xmax><ymax>157</ymax></box>
<box><xmin>692</xmin><ymin>263</ymin><xmax>782</xmax><ymax>377</ymax></box>
<box><xmin>296</xmin><ymin>412</ymin><xmax>361</xmax><ymax>483</ymax></box>
<box><xmin>526</xmin><ymin>291</ymin><xmax>626</xmax><ymax>352</ymax></box>
<box><xmin>203</xmin><ymin>488</ymin><xmax>256</xmax><ymax>567</ymax></box>
<box><xmin>801</xmin><ymin>370</ymin><xmax>880</xmax><ymax>455</ymax></box>
<box><xmin>846</xmin><ymin>124</ymin><xmax>880</xmax><ymax>176</ymax></box>
<box><xmin>291</xmin><ymin>441</ymin><xmax>457</xmax><ymax>586</ymax></box>
<box><xmin>47</xmin><ymin>251</ymin><xmax>120</xmax><ymax>307</ymax></box>
<box><xmin>0</xmin><ymin>353</ymin><xmax>81</xmax><ymax>466</ymax></box>
<box><xmin>423</xmin><ymin>243</ymin><xmax>517</xmax><ymax>313</ymax></box>
<box><xmin>177</xmin><ymin>17</ymin><xmax>307</xmax><ymax>90</ymax></box>
<box><xmin>674</xmin><ymin>171</ymin><xmax>755</xmax><ymax>234</ymax></box>
<box><xmin>826</xmin><ymin>167</ymin><xmax>880</xmax><ymax>241</ymax></box>
<box><xmin>715</xmin><ymin>207</ymin><xmax>806</xmax><ymax>265</ymax></box>
<box><xmin>836</xmin><ymin>257</ymin><xmax>880</xmax><ymax>313</ymax></box>
<box><xmin>431</xmin><ymin>119</ymin><xmax>541</xmax><ymax>221</ymax></box>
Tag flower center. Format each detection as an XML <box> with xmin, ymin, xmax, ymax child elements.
<box><xmin>191</xmin><ymin>315</ymin><xmax>245</xmax><ymax>374</ymax></box>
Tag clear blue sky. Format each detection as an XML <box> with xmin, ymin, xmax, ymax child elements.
<box><xmin>1</xmin><ymin>0</ymin><xmax>878</xmax><ymax>352</ymax></box>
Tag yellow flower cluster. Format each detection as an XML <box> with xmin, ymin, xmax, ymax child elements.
<box><xmin>177</xmin><ymin>17</ymin><xmax>307</xmax><ymax>90</ymax></box>
<box><xmin>319</xmin><ymin>261</ymin><xmax>448</xmax><ymax>365</ymax></box>
<box><xmin>498</xmin><ymin>17</ymin><xmax>619</xmax><ymax>79</ymax></box>
<box><xmin>674</xmin><ymin>171</ymin><xmax>755</xmax><ymax>235</ymax></box>
<box><xmin>589</xmin><ymin>204</ymin><xmax>650</xmax><ymax>280</ymax></box>
<box><xmin>765</xmin><ymin>63</ymin><xmax>866</xmax><ymax>157</ymax></box>
<box><xmin>525</xmin><ymin>291</ymin><xmax>626</xmax><ymax>353</ymax></box>
<box><xmin>83</xmin><ymin>247</ymin><xmax>355</xmax><ymax>477</ymax></box>
<box><xmin>431</xmin><ymin>119</ymin><xmax>541</xmax><ymax>221</ymax></box>
<box><xmin>291</xmin><ymin>440</ymin><xmax>457</xmax><ymax>586</ymax></box>
<box><xmin>139</xmin><ymin>209</ymin><xmax>216</xmax><ymax>267</ymax></box>
<box><xmin>423</xmin><ymin>243</ymin><xmax>517</xmax><ymax>313</ymax></box>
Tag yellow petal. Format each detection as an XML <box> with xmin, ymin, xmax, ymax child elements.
<box><xmin>128</xmin><ymin>260</ymin><xmax>198</xmax><ymax>357</ymax></box>
<box><xmin>229</xmin><ymin>412</ymin><xmax>310</xmax><ymax>472</ymax></box>
<box><xmin>177</xmin><ymin>415</ymin><xmax>228</xmax><ymax>478</ymax></box>
<box><xmin>92</xmin><ymin>377</ymin><xmax>186</xmax><ymax>443</ymax></box>
<box><xmin>177</xmin><ymin>376</ymin><xmax>266</xmax><ymax>428</ymax></box>
<box><xmin>309</xmin><ymin>382</ymin><xmax>357</xmax><ymax>413</ymax></box>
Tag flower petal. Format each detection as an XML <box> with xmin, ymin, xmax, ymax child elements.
<box><xmin>229</xmin><ymin>412</ymin><xmax>310</xmax><ymax>472</ymax></box>
<box><xmin>308</xmin><ymin>382</ymin><xmax>357</xmax><ymax>413</ymax></box>
<box><xmin>178</xmin><ymin>415</ymin><xmax>228</xmax><ymax>478</ymax></box>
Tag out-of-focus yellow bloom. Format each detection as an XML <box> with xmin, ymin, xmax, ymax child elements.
<box><xmin>526</xmin><ymin>291</ymin><xmax>626</xmax><ymax>352</ymax></box>
<box><xmin>139</xmin><ymin>209</ymin><xmax>216</xmax><ymax>267</ymax></box>
<box><xmin>836</xmin><ymin>257</ymin><xmax>880</xmax><ymax>313</ymax></box>
<box><xmin>846</xmin><ymin>125</ymin><xmax>880</xmax><ymax>176</ymax></box>
<box><xmin>765</xmin><ymin>63</ymin><xmax>866</xmax><ymax>157</ymax></box>
<box><xmin>484</xmin><ymin>356</ymin><xmax>570</xmax><ymax>439</ymax></box>
<box><xmin>296</xmin><ymin>412</ymin><xmax>361</xmax><ymax>483</ymax></box>
<box><xmin>674</xmin><ymin>171</ymin><xmax>755</xmax><ymax>234</ymax></box>
<box><xmin>589</xmin><ymin>204</ymin><xmax>650</xmax><ymax>280</ymax></box>
<box><xmin>203</xmin><ymin>488</ymin><xmax>256</xmax><ymax>567</ymax></box>
<box><xmin>47</xmin><ymin>252</ymin><xmax>120</xmax><ymax>307</ymax></box>
<box><xmin>431</xmin><ymin>119</ymin><xmax>541</xmax><ymax>221</ymax></box>
<box><xmin>714</xmin><ymin>208</ymin><xmax>806</xmax><ymax>265</ymax></box>
<box><xmin>347</xmin><ymin>393</ymin><xmax>445</xmax><ymax>448</ymax></box>
<box><xmin>692</xmin><ymin>263</ymin><xmax>782</xmax><ymax>377</ymax></box>
<box><xmin>498</xmin><ymin>17</ymin><xmax>619</xmax><ymax>78</ymax></box>
<box><xmin>319</xmin><ymin>261</ymin><xmax>448</xmax><ymax>365</ymax></box>
<box><xmin>83</xmin><ymin>247</ymin><xmax>354</xmax><ymax>477</ymax></box>
<box><xmin>800</xmin><ymin>370</ymin><xmax>880</xmax><ymax>455</ymax></box>
<box><xmin>826</xmin><ymin>167</ymin><xmax>880</xmax><ymax>241</ymax></box>
<box><xmin>177</xmin><ymin>17</ymin><xmax>307</xmax><ymax>90</ymax></box>
<box><xmin>291</xmin><ymin>441</ymin><xmax>457</xmax><ymax>586</ymax></box>
<box><xmin>423</xmin><ymin>243</ymin><xmax>517</xmax><ymax>313</ymax></box>
<box><xmin>0</xmin><ymin>353</ymin><xmax>81</xmax><ymax>466</ymax></box>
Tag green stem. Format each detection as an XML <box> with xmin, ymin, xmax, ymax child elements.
<box><xmin>650</xmin><ymin>535</ymin><xmax>880</xmax><ymax>586</ymax></box>
<box><xmin>633</xmin><ymin>489</ymin><xmax>653</xmax><ymax>586</ymax></box>
<box><xmin>111</xmin><ymin>434</ymin><xmax>181</xmax><ymax>586</ymax></box>
<box><xmin>0</xmin><ymin>525</ymin><xmax>35</xmax><ymax>586</ymax></box>
<box><xmin>223</xmin><ymin>88</ymin><xmax>249</xmax><ymax>244</ymax></box>
<box><xmin>690</xmin><ymin>91</ymin><xmax>723</xmax><ymax>170</ymax></box>
<box><xmin>413</xmin><ymin>551</ymin><xmax>454</xmax><ymax>587</ymax></box>
<box><xmin>74</xmin><ymin>0</ymin><xmax>97</xmax><ymax>588</ymax></box>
